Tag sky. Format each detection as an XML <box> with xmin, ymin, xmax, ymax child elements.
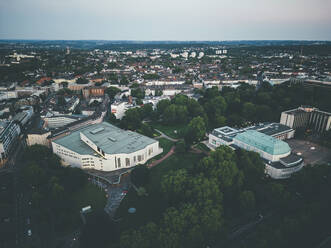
<box><xmin>0</xmin><ymin>0</ymin><xmax>331</xmax><ymax>40</ymax></box>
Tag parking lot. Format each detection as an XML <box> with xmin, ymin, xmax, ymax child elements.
<box><xmin>89</xmin><ymin>173</ymin><xmax>131</xmax><ymax>218</ymax></box>
<box><xmin>287</xmin><ymin>139</ymin><xmax>331</xmax><ymax>165</ymax></box>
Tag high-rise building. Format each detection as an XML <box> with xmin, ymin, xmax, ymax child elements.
<box><xmin>280</xmin><ymin>107</ymin><xmax>331</xmax><ymax>133</ymax></box>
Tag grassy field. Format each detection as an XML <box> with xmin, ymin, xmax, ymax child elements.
<box><xmin>151</xmin><ymin>122</ymin><xmax>186</xmax><ymax>139</ymax></box>
<box><xmin>115</xmin><ymin>152</ymin><xmax>205</xmax><ymax>231</ymax></box>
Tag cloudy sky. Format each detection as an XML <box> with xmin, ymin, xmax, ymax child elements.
<box><xmin>0</xmin><ymin>0</ymin><xmax>330</xmax><ymax>40</ymax></box>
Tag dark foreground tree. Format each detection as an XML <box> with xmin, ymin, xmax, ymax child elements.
<box><xmin>80</xmin><ymin>211</ymin><xmax>119</xmax><ymax>248</ymax></box>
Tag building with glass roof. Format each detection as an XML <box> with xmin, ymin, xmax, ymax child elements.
<box><xmin>233</xmin><ymin>130</ymin><xmax>291</xmax><ymax>162</ymax></box>
<box><xmin>52</xmin><ymin>122</ymin><xmax>163</xmax><ymax>171</ymax></box>
<box><xmin>209</xmin><ymin>124</ymin><xmax>303</xmax><ymax>179</ymax></box>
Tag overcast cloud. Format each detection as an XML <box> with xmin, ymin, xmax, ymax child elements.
<box><xmin>0</xmin><ymin>0</ymin><xmax>330</xmax><ymax>40</ymax></box>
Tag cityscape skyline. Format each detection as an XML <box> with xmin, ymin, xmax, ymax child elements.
<box><xmin>1</xmin><ymin>0</ymin><xmax>331</xmax><ymax>40</ymax></box>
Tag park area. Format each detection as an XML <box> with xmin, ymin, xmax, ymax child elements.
<box><xmin>55</xmin><ymin>182</ymin><xmax>107</xmax><ymax>235</ymax></box>
<box><xmin>150</xmin><ymin>122</ymin><xmax>186</xmax><ymax>139</ymax></box>
<box><xmin>114</xmin><ymin>152</ymin><xmax>205</xmax><ymax>231</ymax></box>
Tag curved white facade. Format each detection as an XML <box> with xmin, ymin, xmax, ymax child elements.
<box><xmin>265</xmin><ymin>162</ymin><xmax>304</xmax><ymax>179</ymax></box>
<box><xmin>52</xmin><ymin>122</ymin><xmax>163</xmax><ymax>171</ymax></box>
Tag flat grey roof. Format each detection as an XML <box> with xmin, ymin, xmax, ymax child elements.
<box><xmin>280</xmin><ymin>153</ymin><xmax>303</xmax><ymax>165</ymax></box>
<box><xmin>257</xmin><ymin>123</ymin><xmax>293</xmax><ymax>136</ymax></box>
<box><xmin>53</xmin><ymin>122</ymin><xmax>157</xmax><ymax>155</ymax></box>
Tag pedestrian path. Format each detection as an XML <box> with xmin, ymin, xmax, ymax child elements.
<box><xmin>154</xmin><ymin>129</ymin><xmax>179</xmax><ymax>142</ymax></box>
<box><xmin>147</xmin><ymin>146</ymin><xmax>176</xmax><ymax>168</ymax></box>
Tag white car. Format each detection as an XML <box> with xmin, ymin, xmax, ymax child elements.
<box><xmin>27</xmin><ymin>229</ymin><xmax>32</xmax><ymax>236</ymax></box>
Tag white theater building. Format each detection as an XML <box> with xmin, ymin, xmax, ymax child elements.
<box><xmin>52</xmin><ymin>122</ymin><xmax>163</xmax><ymax>171</ymax></box>
<box><xmin>209</xmin><ymin>124</ymin><xmax>304</xmax><ymax>179</ymax></box>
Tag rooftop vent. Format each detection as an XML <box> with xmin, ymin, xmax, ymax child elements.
<box><xmin>90</xmin><ymin>127</ymin><xmax>105</xmax><ymax>134</ymax></box>
<box><xmin>108</xmin><ymin>137</ymin><xmax>117</xmax><ymax>142</ymax></box>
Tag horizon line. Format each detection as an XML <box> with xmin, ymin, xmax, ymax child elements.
<box><xmin>1</xmin><ymin>39</ymin><xmax>331</xmax><ymax>42</ymax></box>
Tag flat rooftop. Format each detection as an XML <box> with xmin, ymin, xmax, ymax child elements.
<box><xmin>53</xmin><ymin>122</ymin><xmax>157</xmax><ymax>155</ymax></box>
<box><xmin>247</xmin><ymin>123</ymin><xmax>293</xmax><ymax>136</ymax></box>
<box><xmin>279</xmin><ymin>153</ymin><xmax>303</xmax><ymax>165</ymax></box>
<box><xmin>213</xmin><ymin>126</ymin><xmax>239</xmax><ymax>137</ymax></box>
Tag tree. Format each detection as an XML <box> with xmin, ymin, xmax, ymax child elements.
<box><xmin>186</xmin><ymin>117</ymin><xmax>206</xmax><ymax>144</ymax></box>
<box><xmin>163</xmin><ymin>105</ymin><xmax>177</xmax><ymax>124</ymax></box>
<box><xmin>120</xmin><ymin>75</ymin><xmax>129</xmax><ymax>85</ymax></box>
<box><xmin>57</xmin><ymin>95</ymin><xmax>66</xmax><ymax>106</ymax></box>
<box><xmin>105</xmin><ymin>86</ymin><xmax>120</xmax><ymax>99</ymax></box>
<box><xmin>155</xmin><ymin>89</ymin><xmax>163</xmax><ymax>96</ymax></box>
<box><xmin>243</xmin><ymin>102</ymin><xmax>256</xmax><ymax>121</ymax></box>
<box><xmin>80</xmin><ymin>211</ymin><xmax>118</xmax><ymax>248</ymax></box>
<box><xmin>139</xmin><ymin>123</ymin><xmax>154</xmax><ymax>137</ymax></box>
<box><xmin>108</xmin><ymin>62</ymin><xmax>118</xmax><ymax>69</ymax></box>
<box><xmin>141</xmin><ymin>103</ymin><xmax>153</xmax><ymax>119</ymax></box>
<box><xmin>131</xmin><ymin>165</ymin><xmax>150</xmax><ymax>187</ymax></box>
<box><xmin>239</xmin><ymin>190</ymin><xmax>256</xmax><ymax>211</ymax></box>
<box><xmin>131</xmin><ymin>88</ymin><xmax>145</xmax><ymax>99</ymax></box>
<box><xmin>175</xmin><ymin>105</ymin><xmax>188</xmax><ymax>124</ymax></box>
<box><xmin>156</xmin><ymin>99</ymin><xmax>171</xmax><ymax>117</ymax></box>
<box><xmin>161</xmin><ymin>169</ymin><xmax>189</xmax><ymax>202</ymax></box>
<box><xmin>57</xmin><ymin>88</ymin><xmax>73</xmax><ymax>96</ymax></box>
<box><xmin>236</xmin><ymin>150</ymin><xmax>265</xmax><ymax>187</ymax></box>
<box><xmin>172</xmin><ymin>94</ymin><xmax>188</xmax><ymax>105</ymax></box>
<box><xmin>76</xmin><ymin>77</ymin><xmax>89</xmax><ymax>84</ymax></box>
<box><xmin>22</xmin><ymin>163</ymin><xmax>46</xmax><ymax>187</ymax></box>
<box><xmin>60</xmin><ymin>81</ymin><xmax>68</xmax><ymax>88</ymax></box>
<box><xmin>176</xmin><ymin>140</ymin><xmax>186</xmax><ymax>153</ymax></box>
<box><xmin>120</xmin><ymin>222</ymin><xmax>159</xmax><ymax>248</ymax></box>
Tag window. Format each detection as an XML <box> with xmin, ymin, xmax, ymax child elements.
<box><xmin>126</xmin><ymin>158</ymin><xmax>130</xmax><ymax>166</ymax></box>
<box><xmin>148</xmin><ymin>148</ymin><xmax>153</xmax><ymax>155</ymax></box>
<box><xmin>137</xmin><ymin>155</ymin><xmax>141</xmax><ymax>162</ymax></box>
<box><xmin>134</xmin><ymin>156</ymin><xmax>136</xmax><ymax>162</ymax></box>
<box><xmin>117</xmin><ymin>158</ymin><xmax>121</xmax><ymax>168</ymax></box>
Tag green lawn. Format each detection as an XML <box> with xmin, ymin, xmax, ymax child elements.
<box><xmin>57</xmin><ymin>182</ymin><xmax>107</xmax><ymax>234</ymax></box>
<box><xmin>152</xmin><ymin>138</ymin><xmax>174</xmax><ymax>160</ymax></box>
<box><xmin>151</xmin><ymin>122</ymin><xmax>186</xmax><ymax>139</ymax></box>
<box><xmin>115</xmin><ymin>153</ymin><xmax>205</xmax><ymax>231</ymax></box>
<box><xmin>73</xmin><ymin>182</ymin><xmax>107</xmax><ymax>212</ymax></box>
<box><xmin>153</xmin><ymin>129</ymin><xmax>161</xmax><ymax>137</ymax></box>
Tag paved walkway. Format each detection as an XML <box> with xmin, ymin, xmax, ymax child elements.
<box><xmin>190</xmin><ymin>146</ymin><xmax>210</xmax><ymax>156</ymax></box>
<box><xmin>155</xmin><ymin>129</ymin><xmax>179</xmax><ymax>142</ymax></box>
<box><xmin>147</xmin><ymin>146</ymin><xmax>176</xmax><ymax>168</ymax></box>
<box><xmin>202</xmin><ymin>140</ymin><xmax>216</xmax><ymax>151</ymax></box>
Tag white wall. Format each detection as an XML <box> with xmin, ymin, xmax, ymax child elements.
<box><xmin>27</xmin><ymin>132</ymin><xmax>51</xmax><ymax>147</ymax></box>
<box><xmin>53</xmin><ymin>137</ymin><xmax>162</xmax><ymax>172</ymax></box>
<box><xmin>233</xmin><ymin>139</ymin><xmax>291</xmax><ymax>162</ymax></box>
<box><xmin>265</xmin><ymin>162</ymin><xmax>304</xmax><ymax>179</ymax></box>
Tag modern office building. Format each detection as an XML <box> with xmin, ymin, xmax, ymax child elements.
<box><xmin>209</xmin><ymin>124</ymin><xmax>303</xmax><ymax>179</ymax></box>
<box><xmin>13</xmin><ymin>106</ymin><xmax>34</xmax><ymax>127</ymax></box>
<box><xmin>52</xmin><ymin>122</ymin><xmax>162</xmax><ymax>172</ymax></box>
<box><xmin>43</xmin><ymin>115</ymin><xmax>87</xmax><ymax>129</ymax></box>
<box><xmin>111</xmin><ymin>102</ymin><xmax>140</xmax><ymax>120</ymax></box>
<box><xmin>0</xmin><ymin>121</ymin><xmax>21</xmax><ymax>165</ymax></box>
<box><xmin>280</xmin><ymin>106</ymin><xmax>331</xmax><ymax>133</ymax></box>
